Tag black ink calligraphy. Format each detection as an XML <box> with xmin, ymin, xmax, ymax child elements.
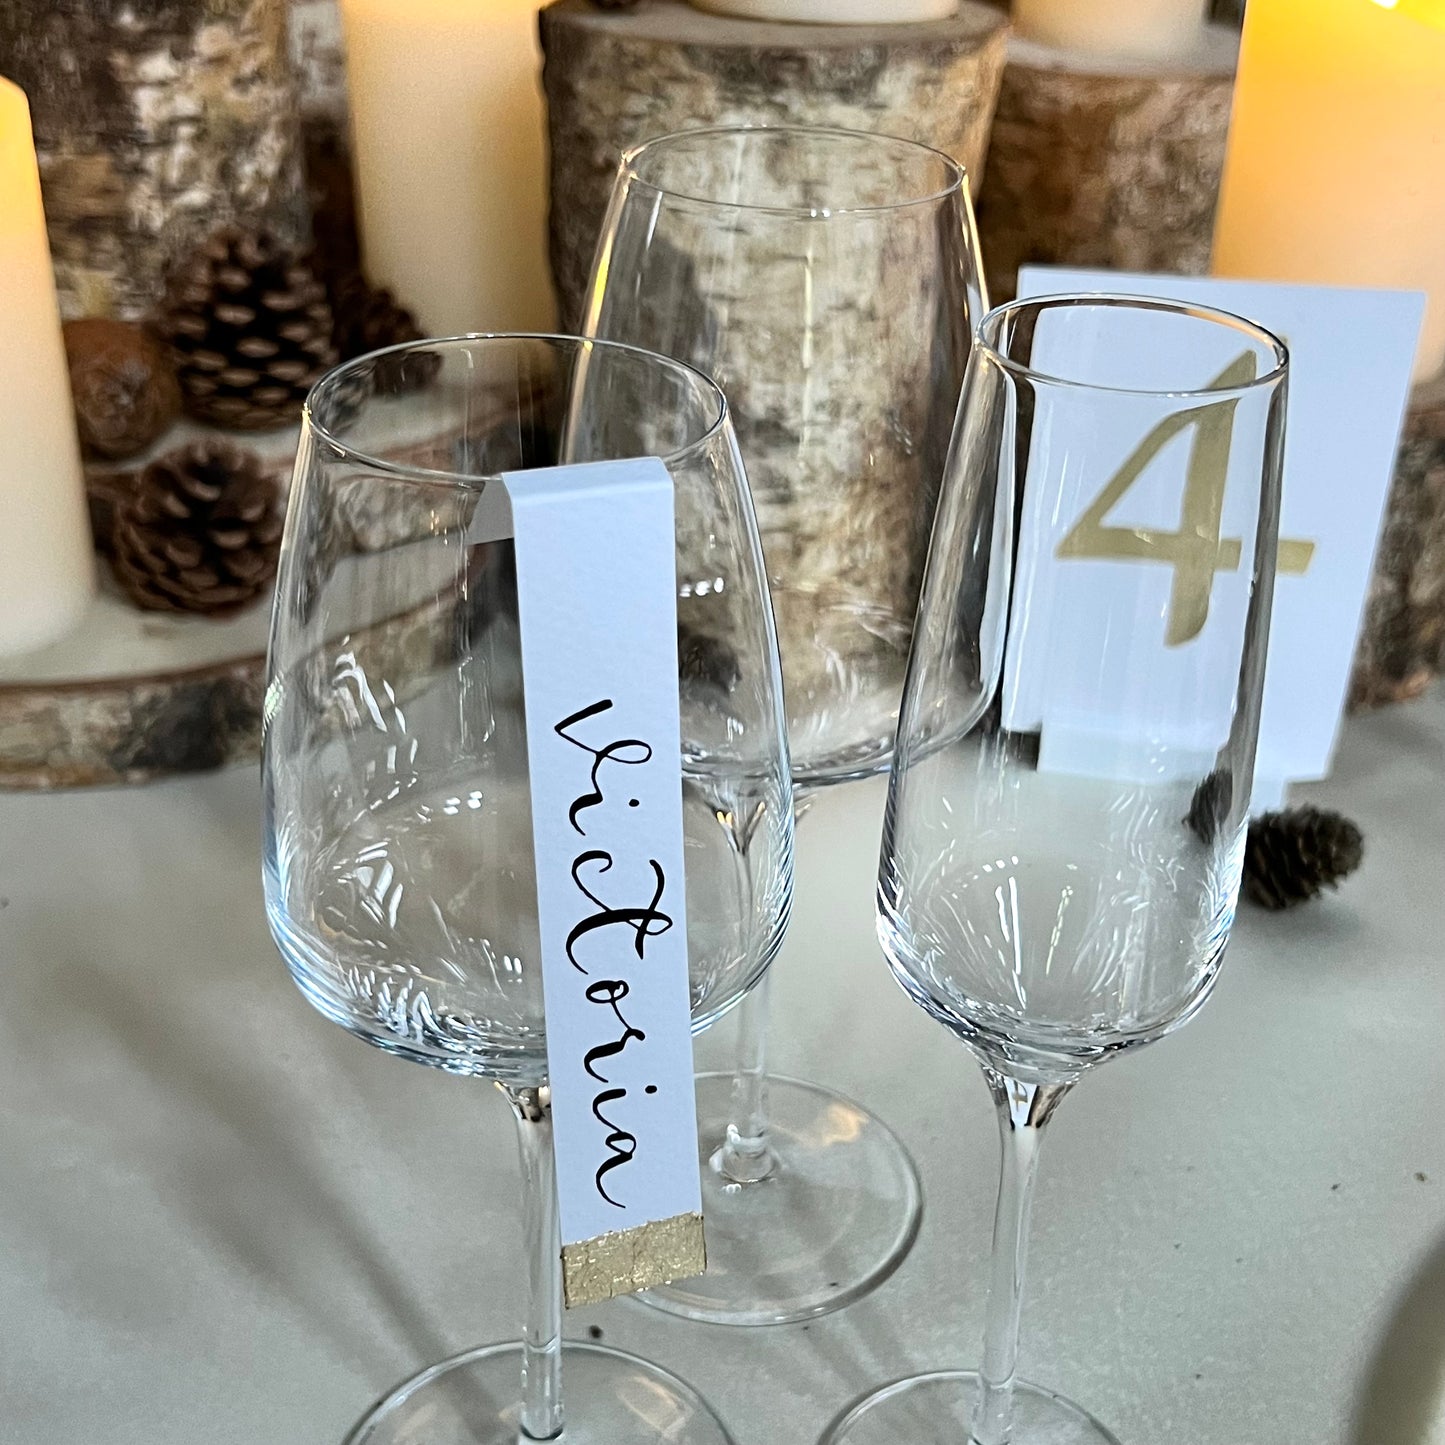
<box><xmin>555</xmin><ymin>699</ymin><xmax>672</xmax><ymax>1210</ymax></box>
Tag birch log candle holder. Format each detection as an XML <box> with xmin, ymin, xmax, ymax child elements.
<box><xmin>1351</xmin><ymin>375</ymin><xmax>1445</xmax><ymax>708</ymax></box>
<box><xmin>0</xmin><ymin>0</ymin><xmax>308</xmax><ymax>322</ymax></box>
<box><xmin>287</xmin><ymin>0</ymin><xmax>360</xmax><ymax>278</ymax></box>
<box><xmin>975</xmin><ymin>24</ymin><xmax>1238</xmax><ymax>300</ymax></box>
<box><xmin>539</xmin><ymin>0</ymin><xmax>1009</xmax><ymax>328</ymax></box>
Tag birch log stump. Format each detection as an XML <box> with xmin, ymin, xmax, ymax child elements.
<box><xmin>976</xmin><ymin>27</ymin><xmax>1237</xmax><ymax>299</ymax></box>
<box><xmin>288</xmin><ymin>0</ymin><xmax>347</xmax><ymax>136</ymax></box>
<box><xmin>540</xmin><ymin>0</ymin><xmax>1009</xmax><ymax>328</ymax></box>
<box><xmin>0</xmin><ymin>0</ymin><xmax>308</xmax><ymax>322</ymax></box>
<box><xmin>1351</xmin><ymin>375</ymin><xmax>1445</xmax><ymax>708</ymax></box>
<box><xmin>286</xmin><ymin>0</ymin><xmax>360</xmax><ymax>277</ymax></box>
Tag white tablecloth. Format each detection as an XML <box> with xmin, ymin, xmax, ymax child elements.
<box><xmin>3</xmin><ymin>690</ymin><xmax>1442</xmax><ymax>1445</ymax></box>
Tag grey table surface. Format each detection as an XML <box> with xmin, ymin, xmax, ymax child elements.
<box><xmin>2</xmin><ymin>689</ymin><xmax>1442</xmax><ymax>1445</ymax></box>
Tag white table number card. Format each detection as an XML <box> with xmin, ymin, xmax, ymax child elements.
<box><xmin>496</xmin><ymin>457</ymin><xmax>705</xmax><ymax>1308</ymax></box>
<box><xmin>1013</xmin><ymin>268</ymin><xmax>1424</xmax><ymax>805</ymax></box>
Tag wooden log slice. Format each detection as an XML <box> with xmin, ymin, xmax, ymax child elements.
<box><xmin>540</xmin><ymin>0</ymin><xmax>1009</xmax><ymax>327</ymax></box>
<box><xmin>0</xmin><ymin>381</ymin><xmax>549</xmax><ymax>789</ymax></box>
<box><xmin>0</xmin><ymin>588</ymin><xmax>460</xmax><ymax>790</ymax></box>
<box><xmin>976</xmin><ymin>27</ymin><xmax>1238</xmax><ymax>299</ymax></box>
<box><xmin>0</xmin><ymin>0</ymin><xmax>308</xmax><ymax>321</ymax></box>
<box><xmin>0</xmin><ymin>660</ymin><xmax>265</xmax><ymax>790</ymax></box>
<box><xmin>1351</xmin><ymin>373</ymin><xmax>1445</xmax><ymax>708</ymax></box>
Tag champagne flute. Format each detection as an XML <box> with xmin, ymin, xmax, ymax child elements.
<box><xmin>584</xmin><ymin>123</ymin><xmax>985</xmax><ymax>1324</ymax></box>
<box><xmin>825</xmin><ymin>295</ymin><xmax>1287</xmax><ymax>1444</ymax></box>
<box><xmin>263</xmin><ymin>335</ymin><xmax>794</xmax><ymax>1444</ymax></box>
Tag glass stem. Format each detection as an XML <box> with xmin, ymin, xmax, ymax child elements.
<box><xmin>716</xmin><ymin>791</ymin><xmax>812</xmax><ymax>1186</ymax></box>
<box><xmin>717</xmin><ymin>968</ymin><xmax>775</xmax><ymax>1183</ymax></box>
<box><xmin>503</xmin><ymin>1084</ymin><xmax>564</xmax><ymax>1442</ymax></box>
<box><xmin>971</xmin><ymin>1067</ymin><xmax>1072</xmax><ymax>1445</ymax></box>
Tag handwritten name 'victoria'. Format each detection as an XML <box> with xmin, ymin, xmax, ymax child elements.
<box><xmin>555</xmin><ymin>698</ymin><xmax>675</xmax><ymax>1210</ymax></box>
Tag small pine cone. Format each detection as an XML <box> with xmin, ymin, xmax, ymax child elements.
<box><xmin>678</xmin><ymin>624</ymin><xmax>741</xmax><ymax>692</ymax></box>
<box><xmin>63</xmin><ymin>319</ymin><xmax>181</xmax><ymax>459</ymax></box>
<box><xmin>326</xmin><ymin>268</ymin><xmax>440</xmax><ymax>403</ymax></box>
<box><xmin>161</xmin><ymin>227</ymin><xmax>338</xmax><ymax>430</ymax></box>
<box><xmin>1243</xmin><ymin>806</ymin><xmax>1365</xmax><ymax>911</ymax></box>
<box><xmin>112</xmin><ymin>441</ymin><xmax>282</xmax><ymax>616</ymax></box>
<box><xmin>1184</xmin><ymin>767</ymin><xmax>1235</xmax><ymax>847</ymax></box>
<box><xmin>329</xmin><ymin>269</ymin><xmax>425</xmax><ymax>362</ymax></box>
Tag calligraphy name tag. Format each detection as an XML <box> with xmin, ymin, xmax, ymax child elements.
<box><xmin>498</xmin><ymin>457</ymin><xmax>704</xmax><ymax>1308</ymax></box>
<box><xmin>1013</xmin><ymin>268</ymin><xmax>1424</xmax><ymax>805</ymax></box>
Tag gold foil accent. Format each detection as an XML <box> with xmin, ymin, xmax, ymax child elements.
<box><xmin>561</xmin><ymin>1212</ymin><xmax>706</xmax><ymax>1308</ymax></box>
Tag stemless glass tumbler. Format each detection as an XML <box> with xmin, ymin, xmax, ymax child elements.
<box><xmin>262</xmin><ymin>336</ymin><xmax>794</xmax><ymax>1445</ymax></box>
<box><xmin>826</xmin><ymin>296</ymin><xmax>1288</xmax><ymax>1445</ymax></box>
<box><xmin>585</xmin><ymin>124</ymin><xmax>986</xmax><ymax>1325</ymax></box>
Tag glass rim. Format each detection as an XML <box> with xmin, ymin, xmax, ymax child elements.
<box><xmin>302</xmin><ymin>332</ymin><xmax>732</xmax><ymax>488</ymax></box>
<box><xmin>976</xmin><ymin>293</ymin><xmax>1291</xmax><ymax>399</ymax></box>
<box><xmin>619</xmin><ymin>123</ymin><xmax>968</xmax><ymax>218</ymax></box>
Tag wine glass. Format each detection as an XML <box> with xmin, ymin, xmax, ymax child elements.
<box><xmin>826</xmin><ymin>295</ymin><xmax>1288</xmax><ymax>1444</ymax></box>
<box><xmin>583</xmin><ymin>123</ymin><xmax>986</xmax><ymax>1324</ymax></box>
<box><xmin>262</xmin><ymin>334</ymin><xmax>794</xmax><ymax>1445</ymax></box>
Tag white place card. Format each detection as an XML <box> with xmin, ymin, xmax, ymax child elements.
<box><xmin>1013</xmin><ymin>268</ymin><xmax>1424</xmax><ymax>806</ymax></box>
<box><xmin>501</xmin><ymin>457</ymin><xmax>704</xmax><ymax>1307</ymax></box>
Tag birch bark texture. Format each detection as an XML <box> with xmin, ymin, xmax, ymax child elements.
<box><xmin>539</xmin><ymin>0</ymin><xmax>1008</xmax><ymax>327</ymax></box>
<box><xmin>0</xmin><ymin>0</ymin><xmax>308</xmax><ymax>321</ymax></box>
<box><xmin>1351</xmin><ymin>375</ymin><xmax>1445</xmax><ymax>708</ymax></box>
<box><xmin>975</xmin><ymin>29</ymin><xmax>1237</xmax><ymax>299</ymax></box>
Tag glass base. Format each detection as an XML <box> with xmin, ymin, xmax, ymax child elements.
<box><xmin>639</xmin><ymin>1072</ymin><xmax>922</xmax><ymax>1326</ymax></box>
<box><xmin>343</xmin><ymin>1341</ymin><xmax>734</xmax><ymax>1445</ymax></box>
<box><xmin>820</xmin><ymin>1371</ymin><xmax>1122</xmax><ymax>1445</ymax></box>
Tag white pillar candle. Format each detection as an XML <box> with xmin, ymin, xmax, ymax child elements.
<box><xmin>1213</xmin><ymin>0</ymin><xmax>1445</xmax><ymax>382</ymax></box>
<box><xmin>687</xmin><ymin>0</ymin><xmax>958</xmax><ymax>20</ymax></box>
<box><xmin>1012</xmin><ymin>0</ymin><xmax>1208</xmax><ymax>59</ymax></box>
<box><xmin>339</xmin><ymin>0</ymin><xmax>554</xmax><ymax>337</ymax></box>
<box><xmin>0</xmin><ymin>78</ymin><xmax>94</xmax><ymax>659</ymax></box>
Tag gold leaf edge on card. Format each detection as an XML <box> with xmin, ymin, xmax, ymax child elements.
<box><xmin>561</xmin><ymin>1211</ymin><xmax>706</xmax><ymax>1308</ymax></box>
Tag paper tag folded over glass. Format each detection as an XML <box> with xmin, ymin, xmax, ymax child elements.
<box><xmin>471</xmin><ymin>457</ymin><xmax>705</xmax><ymax>1308</ymax></box>
<box><xmin>1010</xmin><ymin>269</ymin><xmax>1423</xmax><ymax>807</ymax></box>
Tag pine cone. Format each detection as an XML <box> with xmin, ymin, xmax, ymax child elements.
<box><xmin>1184</xmin><ymin>767</ymin><xmax>1235</xmax><ymax>847</ymax></box>
<box><xmin>63</xmin><ymin>318</ymin><xmax>180</xmax><ymax>459</ymax></box>
<box><xmin>325</xmin><ymin>268</ymin><xmax>441</xmax><ymax>404</ymax></box>
<box><xmin>1243</xmin><ymin>806</ymin><xmax>1364</xmax><ymax>911</ymax></box>
<box><xmin>161</xmin><ymin>227</ymin><xmax>338</xmax><ymax>430</ymax></box>
<box><xmin>112</xmin><ymin>441</ymin><xmax>282</xmax><ymax>616</ymax></box>
<box><xmin>678</xmin><ymin>624</ymin><xmax>741</xmax><ymax>692</ymax></box>
<box><xmin>329</xmin><ymin>269</ymin><xmax>425</xmax><ymax>362</ymax></box>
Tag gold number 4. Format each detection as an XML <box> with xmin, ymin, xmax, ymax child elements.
<box><xmin>1057</xmin><ymin>351</ymin><xmax>1314</xmax><ymax>647</ymax></box>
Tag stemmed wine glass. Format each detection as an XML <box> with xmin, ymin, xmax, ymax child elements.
<box><xmin>584</xmin><ymin>124</ymin><xmax>986</xmax><ymax>1324</ymax></box>
<box><xmin>825</xmin><ymin>295</ymin><xmax>1288</xmax><ymax>1444</ymax></box>
<box><xmin>262</xmin><ymin>335</ymin><xmax>794</xmax><ymax>1445</ymax></box>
